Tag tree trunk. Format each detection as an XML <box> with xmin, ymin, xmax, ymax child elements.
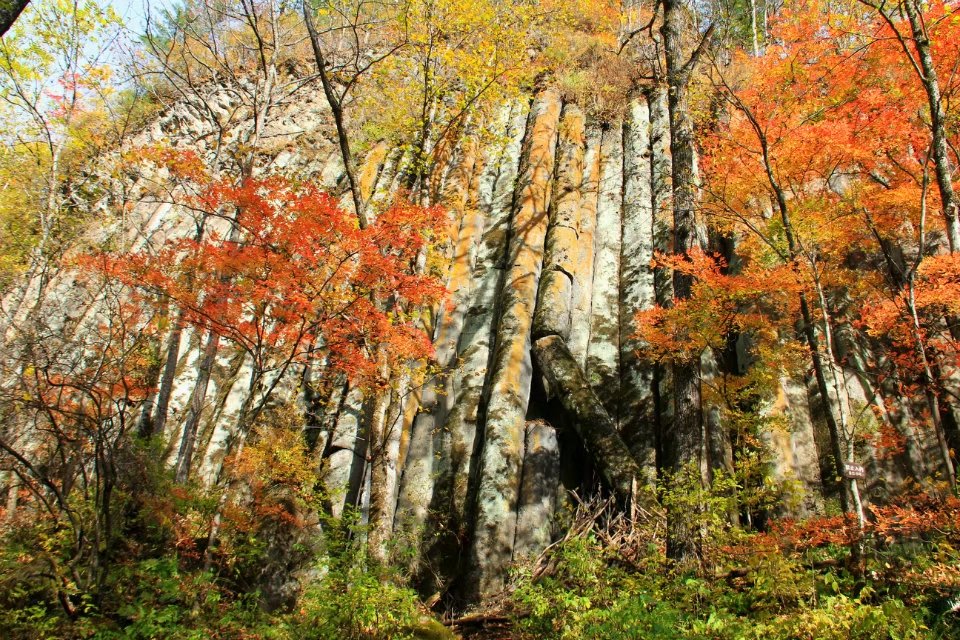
<box><xmin>907</xmin><ymin>275</ymin><xmax>957</xmax><ymax>489</ymax></box>
<box><xmin>0</xmin><ymin>0</ymin><xmax>29</xmax><ymax>37</ymax></box>
<box><xmin>136</xmin><ymin>303</ymin><xmax>169</xmax><ymax>439</ymax></box>
<box><xmin>303</xmin><ymin>3</ymin><xmax>368</xmax><ymax>228</ymax></box>
<box><xmin>662</xmin><ymin>0</ymin><xmax>708</xmax><ymax>564</ymax></box>
<box><xmin>301</xmin><ymin>359</ymin><xmax>330</xmax><ymax>453</ymax></box>
<box><xmin>788</xmin><ymin>294</ymin><xmax>859</xmax><ymax>527</ymax></box>
<box><xmin>367</xmin><ymin>354</ymin><xmax>393</xmax><ymax>563</ymax></box>
<box><xmin>902</xmin><ymin>0</ymin><xmax>960</xmax><ymax>252</ymax></box>
<box><xmin>174</xmin><ymin>331</ymin><xmax>220</xmax><ymax>484</ymax></box>
<box><xmin>4</xmin><ymin>476</ymin><xmax>18</xmax><ymax>522</ymax></box>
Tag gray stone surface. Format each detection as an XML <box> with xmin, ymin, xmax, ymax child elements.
<box><xmin>469</xmin><ymin>89</ymin><xmax>561</xmax><ymax>598</ymax></box>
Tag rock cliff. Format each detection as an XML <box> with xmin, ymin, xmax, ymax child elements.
<box><xmin>2</xmin><ymin>77</ymin><xmax>943</xmax><ymax>606</ymax></box>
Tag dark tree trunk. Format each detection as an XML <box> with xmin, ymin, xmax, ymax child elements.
<box><xmin>136</xmin><ymin>303</ymin><xmax>169</xmax><ymax>439</ymax></box>
<box><xmin>902</xmin><ymin>0</ymin><xmax>960</xmax><ymax>251</ymax></box>
<box><xmin>0</xmin><ymin>0</ymin><xmax>29</xmax><ymax>37</ymax></box>
<box><xmin>151</xmin><ymin>313</ymin><xmax>186</xmax><ymax>440</ymax></box>
<box><xmin>662</xmin><ymin>0</ymin><xmax>708</xmax><ymax>564</ymax></box>
<box><xmin>797</xmin><ymin>295</ymin><xmax>853</xmax><ymax>513</ymax></box>
<box><xmin>303</xmin><ymin>3</ymin><xmax>368</xmax><ymax>228</ymax></box>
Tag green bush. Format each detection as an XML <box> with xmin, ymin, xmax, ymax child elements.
<box><xmin>289</xmin><ymin>567</ymin><xmax>422</xmax><ymax>640</ymax></box>
<box><xmin>508</xmin><ymin>534</ymin><xmax>933</xmax><ymax>640</ymax></box>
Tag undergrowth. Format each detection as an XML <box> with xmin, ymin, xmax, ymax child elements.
<box><xmin>506</xmin><ymin>491</ymin><xmax>960</xmax><ymax>640</ymax></box>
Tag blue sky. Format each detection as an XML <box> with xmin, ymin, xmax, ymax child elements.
<box><xmin>109</xmin><ymin>0</ymin><xmax>177</xmax><ymax>34</ymax></box>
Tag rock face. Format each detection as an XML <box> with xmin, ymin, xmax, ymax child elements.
<box><xmin>469</xmin><ymin>89</ymin><xmax>561</xmax><ymax>598</ymax></box>
<box><xmin>5</xmin><ymin>81</ymin><xmax>948</xmax><ymax>605</ymax></box>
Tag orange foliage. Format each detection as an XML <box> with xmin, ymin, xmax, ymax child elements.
<box><xmin>129</xmin><ymin>145</ymin><xmax>210</xmax><ymax>183</ymax></box>
<box><xmin>635</xmin><ymin>248</ymin><xmax>801</xmax><ymax>364</ymax></box>
<box><xmin>227</xmin><ymin>426</ymin><xmax>320</xmax><ymax>529</ymax></box>
<box><xmin>85</xmin><ymin>175</ymin><xmax>445</xmax><ymax>386</ymax></box>
<box><xmin>728</xmin><ymin>494</ymin><xmax>960</xmax><ymax>557</ymax></box>
<box><xmin>869</xmin><ymin>494</ymin><xmax>960</xmax><ymax>543</ymax></box>
<box><xmin>866</xmin><ymin>422</ymin><xmax>909</xmax><ymax>460</ymax></box>
<box><xmin>685</xmin><ymin>0</ymin><xmax>960</xmax><ymax>449</ymax></box>
<box><xmin>771</xmin><ymin>515</ymin><xmax>861</xmax><ymax>551</ymax></box>
<box><xmin>15</xmin><ymin>293</ymin><xmax>159</xmax><ymax>436</ymax></box>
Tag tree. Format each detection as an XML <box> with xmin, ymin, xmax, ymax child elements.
<box><xmin>378</xmin><ymin>0</ymin><xmax>539</xmax><ymax>199</ymax></box>
<box><xmin>0</xmin><ymin>275</ymin><xmax>161</xmax><ymax>615</ymax></box>
<box><xmin>660</xmin><ymin>0</ymin><xmax>715</xmax><ymax>565</ymax></box>
<box><xmin>0</xmin><ymin>0</ymin><xmax>123</xmax><ymax>324</ymax></box>
<box><xmin>133</xmin><ymin>0</ymin><xmax>310</xmax><ymax>459</ymax></box>
<box><xmin>856</xmin><ymin>0</ymin><xmax>960</xmax><ymax>253</ymax></box>
<box><xmin>693</xmin><ymin>0</ymin><xmax>960</xmax><ymax>532</ymax></box>
<box><xmin>700</xmin><ymin>1</ymin><xmax>886</xmax><ymax>530</ymax></box>
<box><xmin>303</xmin><ymin>0</ymin><xmax>410</xmax><ymax>226</ymax></box>
<box><xmin>304</xmin><ymin>0</ymin><xmax>543</xmax><ymax>209</ymax></box>
<box><xmin>303</xmin><ymin>0</ymin><xmax>542</xmax><ymax>563</ymax></box>
<box><xmin>89</xmin><ymin>173</ymin><xmax>444</xmax><ymax>562</ymax></box>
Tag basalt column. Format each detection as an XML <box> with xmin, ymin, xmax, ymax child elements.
<box><xmin>424</xmin><ymin>137</ymin><xmax>487</xmax><ymax>570</ymax></box>
<box><xmin>586</xmin><ymin>124</ymin><xmax>624</xmax><ymax>413</ymax></box>
<box><xmin>518</xmin><ymin>103</ymin><xmax>587</xmax><ymax>562</ymax></box>
<box><xmin>441</xmin><ymin>102</ymin><xmax>529</xmax><ymax>527</ymax></box>
<box><xmin>568</xmin><ymin>127</ymin><xmax>602</xmax><ymax>365</ymax></box>
<box><xmin>468</xmin><ymin>90</ymin><xmax>561</xmax><ymax>599</ymax></box>
<box><xmin>530</xmin><ymin>103</ymin><xmax>645</xmax><ymax>508</ymax></box>
<box><xmin>324</xmin><ymin>386</ymin><xmax>367</xmax><ymax>517</ymax></box>
<box><xmin>512</xmin><ymin>420</ymin><xmax>560</xmax><ymax>562</ymax></box>
<box><xmin>391</xmin><ymin>133</ymin><xmax>482</xmax><ymax>573</ymax></box>
<box><xmin>619</xmin><ymin>96</ymin><xmax>657</xmax><ymax>484</ymax></box>
<box><xmin>649</xmin><ymin>86</ymin><xmax>674</xmax><ymax>465</ymax></box>
<box><xmin>532</xmin><ymin>103</ymin><xmax>586</xmax><ymax>347</ymax></box>
<box><xmin>769</xmin><ymin>377</ymin><xmax>826</xmax><ymax>516</ymax></box>
<box><xmin>393</xmin><ymin>104</ymin><xmax>529</xmax><ymax>591</ymax></box>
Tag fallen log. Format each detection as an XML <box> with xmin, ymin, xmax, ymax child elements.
<box><xmin>532</xmin><ymin>334</ymin><xmax>647</xmax><ymax>503</ymax></box>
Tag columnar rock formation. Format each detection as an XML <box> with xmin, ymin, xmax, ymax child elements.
<box><xmin>5</xmin><ymin>82</ymin><xmax>944</xmax><ymax>605</ymax></box>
